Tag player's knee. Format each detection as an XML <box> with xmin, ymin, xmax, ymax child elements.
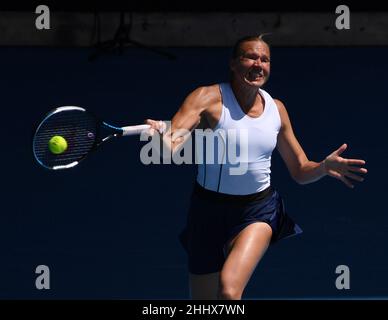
<box><xmin>218</xmin><ymin>284</ymin><xmax>242</xmax><ymax>300</ymax></box>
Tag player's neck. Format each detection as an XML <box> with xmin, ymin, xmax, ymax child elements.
<box><xmin>230</xmin><ymin>80</ymin><xmax>260</xmax><ymax>112</ymax></box>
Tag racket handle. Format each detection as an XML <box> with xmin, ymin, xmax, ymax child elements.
<box><xmin>121</xmin><ymin>124</ymin><xmax>151</xmax><ymax>136</ymax></box>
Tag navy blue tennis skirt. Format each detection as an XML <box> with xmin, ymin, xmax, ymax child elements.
<box><xmin>179</xmin><ymin>182</ymin><xmax>302</xmax><ymax>274</ymax></box>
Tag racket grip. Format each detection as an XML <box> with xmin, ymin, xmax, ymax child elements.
<box><xmin>122</xmin><ymin>124</ymin><xmax>151</xmax><ymax>136</ymax></box>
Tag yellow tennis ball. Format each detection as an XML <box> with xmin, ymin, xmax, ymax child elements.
<box><xmin>48</xmin><ymin>135</ymin><xmax>68</xmax><ymax>154</ymax></box>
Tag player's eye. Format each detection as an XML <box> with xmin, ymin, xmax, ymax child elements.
<box><xmin>246</xmin><ymin>55</ymin><xmax>259</xmax><ymax>61</ymax></box>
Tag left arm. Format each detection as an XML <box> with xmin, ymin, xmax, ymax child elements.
<box><xmin>274</xmin><ymin>99</ymin><xmax>367</xmax><ymax>188</ymax></box>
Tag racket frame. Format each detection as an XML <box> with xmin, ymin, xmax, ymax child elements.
<box><xmin>33</xmin><ymin>106</ymin><xmax>149</xmax><ymax>170</ymax></box>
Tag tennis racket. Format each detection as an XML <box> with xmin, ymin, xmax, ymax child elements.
<box><xmin>33</xmin><ymin>106</ymin><xmax>150</xmax><ymax>170</ymax></box>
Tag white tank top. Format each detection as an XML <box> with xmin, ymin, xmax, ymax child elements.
<box><xmin>196</xmin><ymin>83</ymin><xmax>281</xmax><ymax>195</ymax></box>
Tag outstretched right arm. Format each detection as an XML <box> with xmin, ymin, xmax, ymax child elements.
<box><xmin>145</xmin><ymin>85</ymin><xmax>220</xmax><ymax>157</ymax></box>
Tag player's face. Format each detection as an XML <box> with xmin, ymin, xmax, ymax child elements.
<box><xmin>231</xmin><ymin>40</ymin><xmax>271</xmax><ymax>87</ymax></box>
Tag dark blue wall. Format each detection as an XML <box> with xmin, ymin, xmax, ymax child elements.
<box><xmin>0</xmin><ymin>46</ymin><xmax>386</xmax><ymax>299</ymax></box>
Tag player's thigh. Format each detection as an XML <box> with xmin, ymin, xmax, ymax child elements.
<box><xmin>221</xmin><ymin>222</ymin><xmax>272</xmax><ymax>292</ymax></box>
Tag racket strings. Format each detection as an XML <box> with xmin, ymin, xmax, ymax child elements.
<box><xmin>33</xmin><ymin>109</ymin><xmax>98</xmax><ymax>169</ymax></box>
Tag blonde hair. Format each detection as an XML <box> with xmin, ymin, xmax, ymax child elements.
<box><xmin>231</xmin><ymin>33</ymin><xmax>272</xmax><ymax>58</ymax></box>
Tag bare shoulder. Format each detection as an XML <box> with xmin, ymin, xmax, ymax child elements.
<box><xmin>184</xmin><ymin>84</ymin><xmax>222</xmax><ymax>129</ymax></box>
<box><xmin>273</xmin><ymin>98</ymin><xmax>290</xmax><ymax>128</ymax></box>
<box><xmin>273</xmin><ymin>98</ymin><xmax>286</xmax><ymax>112</ymax></box>
<box><xmin>188</xmin><ymin>84</ymin><xmax>221</xmax><ymax>107</ymax></box>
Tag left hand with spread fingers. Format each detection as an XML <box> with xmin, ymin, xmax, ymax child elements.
<box><xmin>323</xmin><ymin>143</ymin><xmax>368</xmax><ymax>188</ymax></box>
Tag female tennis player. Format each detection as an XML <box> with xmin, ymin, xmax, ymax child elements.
<box><xmin>145</xmin><ymin>35</ymin><xmax>367</xmax><ymax>300</ymax></box>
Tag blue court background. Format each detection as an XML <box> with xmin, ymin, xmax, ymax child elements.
<box><xmin>0</xmin><ymin>46</ymin><xmax>385</xmax><ymax>299</ymax></box>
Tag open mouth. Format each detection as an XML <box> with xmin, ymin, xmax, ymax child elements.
<box><xmin>247</xmin><ymin>70</ymin><xmax>264</xmax><ymax>81</ymax></box>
